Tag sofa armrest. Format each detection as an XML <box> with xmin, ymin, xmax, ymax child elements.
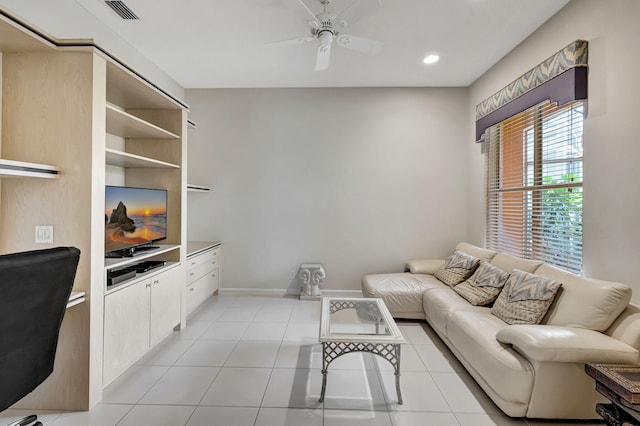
<box><xmin>496</xmin><ymin>325</ymin><xmax>640</xmax><ymax>364</ymax></box>
<box><xmin>405</xmin><ymin>259</ymin><xmax>444</xmax><ymax>274</ymax></box>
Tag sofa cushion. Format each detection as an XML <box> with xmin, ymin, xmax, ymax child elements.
<box><xmin>490</xmin><ymin>253</ymin><xmax>542</xmax><ymax>273</ymax></box>
<box><xmin>405</xmin><ymin>258</ymin><xmax>444</xmax><ymax>274</ymax></box>
<box><xmin>536</xmin><ymin>264</ymin><xmax>632</xmax><ymax>332</ymax></box>
<box><xmin>454</xmin><ymin>262</ymin><xmax>510</xmax><ymax>306</ymax></box>
<box><xmin>422</xmin><ymin>288</ymin><xmax>491</xmax><ymax>335</ymax></box>
<box><xmin>447</xmin><ymin>310</ymin><xmax>534</xmax><ymax>405</ymax></box>
<box><xmin>491</xmin><ymin>270</ymin><xmax>561</xmax><ymax>325</ymax></box>
<box><xmin>455</xmin><ymin>242</ymin><xmax>497</xmax><ymax>263</ymax></box>
<box><xmin>434</xmin><ymin>250</ymin><xmax>480</xmax><ymax>287</ymax></box>
<box><xmin>362</xmin><ymin>273</ymin><xmax>444</xmax><ymax>318</ymax></box>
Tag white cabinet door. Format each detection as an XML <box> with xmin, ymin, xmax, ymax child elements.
<box><xmin>150</xmin><ymin>265</ymin><xmax>183</xmax><ymax>347</ymax></box>
<box><xmin>103</xmin><ymin>279</ymin><xmax>151</xmax><ymax>385</ymax></box>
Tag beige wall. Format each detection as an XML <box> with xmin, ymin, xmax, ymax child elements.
<box><xmin>186</xmin><ymin>87</ymin><xmax>469</xmax><ymax>292</ymax></box>
<box><xmin>468</xmin><ymin>0</ymin><xmax>640</xmax><ymax>300</ymax></box>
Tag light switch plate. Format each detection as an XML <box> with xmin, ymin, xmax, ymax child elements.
<box><xmin>35</xmin><ymin>225</ymin><xmax>53</xmax><ymax>244</ymax></box>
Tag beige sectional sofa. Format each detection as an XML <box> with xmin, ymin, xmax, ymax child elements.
<box><xmin>362</xmin><ymin>242</ymin><xmax>640</xmax><ymax>419</ymax></box>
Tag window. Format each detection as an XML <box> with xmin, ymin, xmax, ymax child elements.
<box><xmin>485</xmin><ymin>101</ymin><xmax>584</xmax><ymax>273</ymax></box>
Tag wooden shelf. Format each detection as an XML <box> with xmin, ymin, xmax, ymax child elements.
<box><xmin>0</xmin><ymin>158</ymin><xmax>59</xmax><ymax>179</ymax></box>
<box><xmin>187</xmin><ymin>184</ymin><xmax>210</xmax><ymax>192</ymax></box>
<box><xmin>105</xmin><ymin>148</ymin><xmax>180</xmax><ymax>169</ymax></box>
<box><xmin>106</xmin><ymin>103</ymin><xmax>179</xmax><ymax>139</ymax></box>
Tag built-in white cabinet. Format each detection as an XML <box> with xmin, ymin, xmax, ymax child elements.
<box><xmin>103</xmin><ymin>264</ymin><xmax>183</xmax><ymax>386</ymax></box>
<box><xmin>186</xmin><ymin>243</ymin><xmax>221</xmax><ymax>314</ymax></box>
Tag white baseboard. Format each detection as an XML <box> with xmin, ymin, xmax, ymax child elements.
<box><xmin>219</xmin><ymin>288</ymin><xmax>363</xmax><ymax>297</ymax></box>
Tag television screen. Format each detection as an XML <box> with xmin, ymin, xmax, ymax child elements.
<box><xmin>105</xmin><ymin>186</ymin><xmax>167</xmax><ymax>254</ymax></box>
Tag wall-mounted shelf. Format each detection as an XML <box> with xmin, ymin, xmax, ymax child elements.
<box><xmin>105</xmin><ymin>148</ymin><xmax>180</xmax><ymax>169</ymax></box>
<box><xmin>106</xmin><ymin>103</ymin><xmax>180</xmax><ymax>139</ymax></box>
<box><xmin>187</xmin><ymin>184</ymin><xmax>210</xmax><ymax>192</ymax></box>
<box><xmin>67</xmin><ymin>291</ymin><xmax>86</xmax><ymax>308</ymax></box>
<box><xmin>0</xmin><ymin>158</ymin><xmax>59</xmax><ymax>179</ymax></box>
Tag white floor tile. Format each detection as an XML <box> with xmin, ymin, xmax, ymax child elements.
<box><xmin>225</xmin><ymin>340</ymin><xmax>280</xmax><ymax>367</ymax></box>
<box><xmin>215</xmin><ymin>306</ymin><xmax>260</xmax><ymax>322</ymax></box>
<box><xmin>175</xmin><ymin>340</ymin><xmax>237</xmax><ymax>366</ymax></box>
<box><xmin>374</xmin><ymin>344</ymin><xmax>427</xmax><ymax>372</ymax></box>
<box><xmin>116</xmin><ymin>404</ymin><xmax>195</xmax><ymax>426</ymax></box>
<box><xmin>431</xmin><ymin>371</ymin><xmax>500</xmax><ymax>414</ymax></box>
<box><xmin>456</xmin><ymin>412</ymin><xmax>527</xmax><ymax>425</ymax></box>
<box><xmin>322</xmin><ymin>368</ymin><xmax>387</xmax><ymax>411</ymax></box>
<box><xmin>241</xmin><ymin>322</ymin><xmax>288</xmax><ymax>341</ymax></box>
<box><xmin>378</xmin><ymin>370</ymin><xmax>451</xmax><ymax>412</ymax></box>
<box><xmin>199</xmin><ymin>322</ymin><xmax>249</xmax><ymax>340</ymax></box>
<box><xmin>525</xmin><ymin>420</ymin><xmax>605</xmax><ymax>426</ymax></box>
<box><xmin>324</xmin><ymin>409</ymin><xmax>393</xmax><ymax>426</ymax></box>
<box><xmin>414</xmin><ymin>344</ymin><xmax>464</xmax><ymax>372</ymax></box>
<box><xmin>254</xmin><ymin>407</ymin><xmax>323</xmax><ymax>426</ymax></box>
<box><xmin>187</xmin><ymin>303</ymin><xmax>226</xmax><ymax>322</ymax></box>
<box><xmin>200</xmin><ymin>367</ymin><xmax>271</xmax><ymax>407</ymax></box>
<box><xmin>49</xmin><ymin>404</ymin><xmax>132</xmax><ymax>426</ymax></box>
<box><xmin>138</xmin><ymin>366</ymin><xmax>220</xmax><ymax>405</ymax></box>
<box><xmin>102</xmin><ymin>365</ymin><xmax>169</xmax><ymax>404</ymax></box>
<box><xmin>399</xmin><ymin>324</ymin><xmax>435</xmax><ymax>345</ymax></box>
<box><xmin>254</xmin><ymin>304</ymin><xmax>294</xmax><ymax>322</ymax></box>
<box><xmin>176</xmin><ymin>321</ymin><xmax>213</xmax><ymax>340</ymax></box>
<box><xmin>274</xmin><ymin>341</ymin><xmax>322</xmax><ymax>369</ymax></box>
<box><xmin>262</xmin><ymin>368</ymin><xmax>323</xmax><ymax>408</ymax></box>
<box><xmin>186</xmin><ymin>406</ymin><xmax>259</xmax><ymax>426</ymax></box>
<box><xmin>283</xmin><ymin>322</ymin><xmax>320</xmax><ymax>341</ymax></box>
<box><xmin>390</xmin><ymin>411</ymin><xmax>461</xmax><ymax>426</ymax></box>
<box><xmin>289</xmin><ymin>301</ymin><xmax>321</xmax><ymax>322</ymax></box>
<box><xmin>136</xmin><ymin>338</ymin><xmax>194</xmax><ymax>366</ymax></box>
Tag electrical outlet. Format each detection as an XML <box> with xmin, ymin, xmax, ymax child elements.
<box><xmin>35</xmin><ymin>225</ymin><xmax>53</xmax><ymax>244</ymax></box>
<box><xmin>289</xmin><ymin>270</ymin><xmax>296</xmax><ymax>279</ymax></box>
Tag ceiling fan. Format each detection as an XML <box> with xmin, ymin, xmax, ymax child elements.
<box><xmin>275</xmin><ymin>0</ymin><xmax>383</xmax><ymax>71</ymax></box>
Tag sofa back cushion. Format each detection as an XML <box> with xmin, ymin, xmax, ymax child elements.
<box><xmin>490</xmin><ymin>253</ymin><xmax>542</xmax><ymax>273</ymax></box>
<box><xmin>537</xmin><ymin>264</ymin><xmax>631</xmax><ymax>332</ymax></box>
<box><xmin>605</xmin><ymin>305</ymin><xmax>640</xmax><ymax>349</ymax></box>
<box><xmin>455</xmin><ymin>243</ymin><xmax>497</xmax><ymax>263</ymax></box>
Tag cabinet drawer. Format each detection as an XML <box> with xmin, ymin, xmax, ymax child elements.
<box><xmin>187</xmin><ymin>260</ymin><xmax>216</xmax><ymax>284</ymax></box>
<box><xmin>186</xmin><ymin>247</ymin><xmax>220</xmax><ymax>271</ymax></box>
<box><xmin>186</xmin><ymin>268</ymin><xmax>219</xmax><ymax>314</ymax></box>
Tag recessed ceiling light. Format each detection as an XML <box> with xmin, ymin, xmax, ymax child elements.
<box><xmin>423</xmin><ymin>55</ymin><xmax>440</xmax><ymax>64</ymax></box>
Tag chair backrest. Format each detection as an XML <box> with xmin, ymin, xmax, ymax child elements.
<box><xmin>0</xmin><ymin>247</ymin><xmax>80</xmax><ymax>412</ymax></box>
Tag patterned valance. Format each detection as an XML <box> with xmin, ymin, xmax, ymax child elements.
<box><xmin>475</xmin><ymin>40</ymin><xmax>588</xmax><ymax>142</ymax></box>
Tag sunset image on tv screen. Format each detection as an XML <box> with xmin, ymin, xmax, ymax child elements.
<box><xmin>105</xmin><ymin>186</ymin><xmax>167</xmax><ymax>252</ymax></box>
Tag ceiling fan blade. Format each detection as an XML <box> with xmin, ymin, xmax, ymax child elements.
<box><xmin>315</xmin><ymin>43</ymin><xmax>332</xmax><ymax>71</ymax></box>
<box><xmin>336</xmin><ymin>34</ymin><xmax>383</xmax><ymax>55</ymax></box>
<box><xmin>336</xmin><ymin>0</ymin><xmax>382</xmax><ymax>28</ymax></box>
<box><xmin>296</xmin><ymin>0</ymin><xmax>321</xmax><ymax>27</ymax></box>
<box><xmin>269</xmin><ymin>36</ymin><xmax>315</xmax><ymax>46</ymax></box>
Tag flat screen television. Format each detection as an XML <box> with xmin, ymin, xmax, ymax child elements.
<box><xmin>105</xmin><ymin>186</ymin><xmax>168</xmax><ymax>256</ymax></box>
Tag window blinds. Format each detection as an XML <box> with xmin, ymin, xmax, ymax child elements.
<box><xmin>485</xmin><ymin>100</ymin><xmax>584</xmax><ymax>273</ymax></box>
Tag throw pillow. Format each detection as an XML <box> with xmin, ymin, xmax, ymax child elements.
<box><xmin>491</xmin><ymin>269</ymin><xmax>562</xmax><ymax>325</ymax></box>
<box><xmin>434</xmin><ymin>250</ymin><xmax>480</xmax><ymax>287</ymax></box>
<box><xmin>454</xmin><ymin>261</ymin><xmax>510</xmax><ymax>305</ymax></box>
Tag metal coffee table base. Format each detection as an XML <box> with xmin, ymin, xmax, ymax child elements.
<box><xmin>319</xmin><ymin>341</ymin><xmax>403</xmax><ymax>404</ymax></box>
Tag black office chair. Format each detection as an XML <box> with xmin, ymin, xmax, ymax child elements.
<box><xmin>0</xmin><ymin>247</ymin><xmax>81</xmax><ymax>426</ymax></box>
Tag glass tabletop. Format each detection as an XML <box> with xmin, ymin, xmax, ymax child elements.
<box><xmin>319</xmin><ymin>297</ymin><xmax>405</xmax><ymax>343</ymax></box>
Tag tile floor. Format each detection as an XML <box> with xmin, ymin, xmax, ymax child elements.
<box><xmin>1</xmin><ymin>295</ymin><xmax>605</xmax><ymax>426</ymax></box>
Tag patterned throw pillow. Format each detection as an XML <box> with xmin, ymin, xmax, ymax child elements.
<box><xmin>434</xmin><ymin>250</ymin><xmax>480</xmax><ymax>287</ymax></box>
<box><xmin>454</xmin><ymin>261</ymin><xmax>510</xmax><ymax>305</ymax></box>
<box><xmin>491</xmin><ymin>269</ymin><xmax>562</xmax><ymax>325</ymax></box>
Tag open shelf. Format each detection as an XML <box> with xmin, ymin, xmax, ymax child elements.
<box><xmin>105</xmin><ymin>148</ymin><xmax>180</xmax><ymax>169</ymax></box>
<box><xmin>187</xmin><ymin>184</ymin><xmax>210</xmax><ymax>192</ymax></box>
<box><xmin>104</xmin><ymin>261</ymin><xmax>180</xmax><ymax>295</ymax></box>
<box><xmin>106</xmin><ymin>103</ymin><xmax>180</xmax><ymax>139</ymax></box>
<box><xmin>0</xmin><ymin>158</ymin><xmax>59</xmax><ymax>179</ymax></box>
<box><xmin>104</xmin><ymin>244</ymin><xmax>181</xmax><ymax>270</ymax></box>
<box><xmin>67</xmin><ymin>291</ymin><xmax>86</xmax><ymax>308</ymax></box>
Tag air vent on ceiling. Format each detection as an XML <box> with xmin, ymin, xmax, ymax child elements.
<box><xmin>105</xmin><ymin>1</ymin><xmax>139</xmax><ymax>20</ymax></box>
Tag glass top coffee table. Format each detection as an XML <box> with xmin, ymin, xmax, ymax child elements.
<box><xmin>319</xmin><ymin>297</ymin><xmax>406</xmax><ymax>404</ymax></box>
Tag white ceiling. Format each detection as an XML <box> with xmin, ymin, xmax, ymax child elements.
<box><xmin>2</xmin><ymin>0</ymin><xmax>569</xmax><ymax>88</ymax></box>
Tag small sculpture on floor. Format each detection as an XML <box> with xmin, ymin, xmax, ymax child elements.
<box><xmin>298</xmin><ymin>263</ymin><xmax>326</xmax><ymax>299</ymax></box>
